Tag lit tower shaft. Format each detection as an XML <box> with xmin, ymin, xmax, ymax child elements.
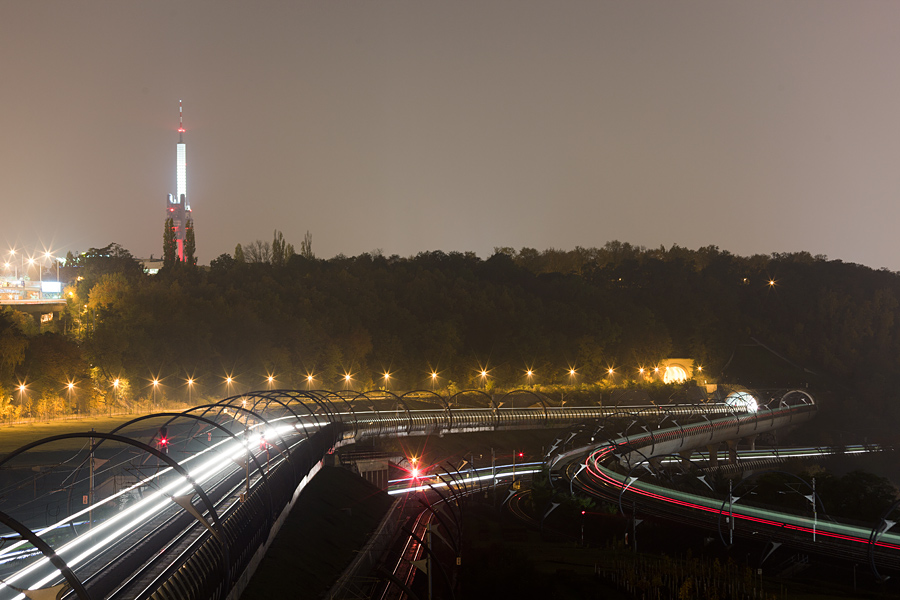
<box><xmin>166</xmin><ymin>100</ymin><xmax>192</xmax><ymax>261</ymax></box>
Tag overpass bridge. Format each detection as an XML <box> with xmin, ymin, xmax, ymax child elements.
<box><xmin>0</xmin><ymin>387</ymin><xmax>853</xmax><ymax>600</ymax></box>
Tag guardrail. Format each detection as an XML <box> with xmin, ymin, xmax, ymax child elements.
<box><xmin>0</xmin><ymin>391</ymin><xmax>815</xmax><ymax>600</ymax></box>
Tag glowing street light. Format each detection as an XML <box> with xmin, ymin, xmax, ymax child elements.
<box><xmin>225</xmin><ymin>375</ymin><xmax>235</xmax><ymax>396</ymax></box>
<box><xmin>27</xmin><ymin>257</ymin><xmax>40</xmax><ymax>284</ymax></box>
<box><xmin>44</xmin><ymin>251</ymin><xmax>59</xmax><ymax>281</ymax></box>
<box><xmin>430</xmin><ymin>371</ymin><xmax>438</xmax><ymax>391</ymax></box>
<box><xmin>186</xmin><ymin>377</ymin><xmax>194</xmax><ymax>405</ymax></box>
<box><xmin>266</xmin><ymin>374</ymin><xmax>275</xmax><ymax>389</ymax></box>
<box><xmin>306</xmin><ymin>374</ymin><xmax>315</xmax><ymax>390</ymax></box>
<box><xmin>65</xmin><ymin>381</ymin><xmax>76</xmax><ymax>414</ymax></box>
<box><xmin>525</xmin><ymin>368</ymin><xmax>534</xmax><ymax>386</ymax></box>
<box><xmin>342</xmin><ymin>372</ymin><xmax>353</xmax><ymax>390</ymax></box>
<box><xmin>151</xmin><ymin>378</ymin><xmax>159</xmax><ymax>410</ymax></box>
<box><xmin>768</xmin><ymin>279</ymin><xmax>777</xmax><ymax>287</ymax></box>
<box><xmin>382</xmin><ymin>371</ymin><xmax>391</xmax><ymax>390</ymax></box>
<box><xmin>111</xmin><ymin>378</ymin><xmax>120</xmax><ymax>415</ymax></box>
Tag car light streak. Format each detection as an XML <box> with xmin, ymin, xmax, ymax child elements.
<box><xmin>574</xmin><ymin>425</ymin><xmax>900</xmax><ymax>555</ymax></box>
<box><xmin>388</xmin><ymin>465</ymin><xmax>542</xmax><ymax>495</ymax></box>
<box><xmin>0</xmin><ymin>421</ymin><xmax>303</xmax><ymax>596</ymax></box>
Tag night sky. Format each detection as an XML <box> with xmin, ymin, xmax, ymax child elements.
<box><xmin>3</xmin><ymin>2</ymin><xmax>900</xmax><ymax>269</ymax></box>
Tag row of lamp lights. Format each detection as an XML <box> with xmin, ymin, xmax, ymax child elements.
<box><xmin>3</xmin><ymin>248</ymin><xmax>62</xmax><ymax>282</ymax></box>
<box><xmin>13</xmin><ymin>362</ymin><xmax>705</xmax><ymax>406</ymax></box>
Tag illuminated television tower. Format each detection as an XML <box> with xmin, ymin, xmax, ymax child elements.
<box><xmin>166</xmin><ymin>100</ymin><xmax>192</xmax><ymax>261</ymax></box>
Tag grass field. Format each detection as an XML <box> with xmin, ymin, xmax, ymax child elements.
<box><xmin>0</xmin><ymin>414</ymin><xmax>160</xmax><ymax>455</ymax></box>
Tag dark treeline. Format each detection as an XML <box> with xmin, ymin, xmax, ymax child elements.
<box><xmin>2</xmin><ymin>241</ymin><xmax>900</xmax><ymax>440</ymax></box>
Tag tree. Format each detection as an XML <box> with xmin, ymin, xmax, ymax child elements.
<box><xmin>245</xmin><ymin>240</ymin><xmax>272</xmax><ymax>263</ymax></box>
<box><xmin>234</xmin><ymin>243</ymin><xmax>245</xmax><ymax>263</ymax></box>
<box><xmin>300</xmin><ymin>230</ymin><xmax>314</xmax><ymax>259</ymax></box>
<box><xmin>184</xmin><ymin>219</ymin><xmax>196</xmax><ymax>266</ymax></box>
<box><xmin>163</xmin><ymin>217</ymin><xmax>177</xmax><ymax>268</ymax></box>
<box><xmin>210</xmin><ymin>253</ymin><xmax>235</xmax><ymax>272</ymax></box>
<box><xmin>271</xmin><ymin>230</ymin><xmax>292</xmax><ymax>267</ymax></box>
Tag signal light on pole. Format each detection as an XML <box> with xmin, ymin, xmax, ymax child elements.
<box><xmin>158</xmin><ymin>427</ymin><xmax>169</xmax><ymax>453</ymax></box>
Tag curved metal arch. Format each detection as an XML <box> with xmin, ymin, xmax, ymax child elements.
<box><xmin>715</xmin><ymin>469</ymin><xmax>824</xmax><ymax>549</ymax></box>
<box><xmin>280</xmin><ymin>389</ymin><xmax>344</xmax><ymax>422</ymax></box>
<box><xmin>0</xmin><ymin>509</ymin><xmax>92</xmax><ymax>599</ymax></box>
<box><xmin>0</xmin><ymin>431</ymin><xmax>231</xmax><ymax>582</ymax></box>
<box><xmin>238</xmin><ymin>391</ymin><xmax>318</xmax><ymax>430</ymax></box>
<box><xmin>496</xmin><ymin>389</ymin><xmax>546</xmax><ymax>410</ymax></box>
<box><xmin>258</xmin><ymin>389</ymin><xmax>336</xmax><ymax>426</ymax></box>
<box><xmin>778</xmin><ymin>389</ymin><xmax>815</xmax><ymax>408</ymax></box>
<box><xmin>182</xmin><ymin>402</ymin><xmax>297</xmax><ymax>462</ymax></box>
<box><xmin>868</xmin><ymin>498</ymin><xmax>900</xmax><ymax>582</ymax></box>
<box><xmin>623</xmin><ymin>411</ymin><xmax>657</xmax><ymax>456</ymax></box>
<box><xmin>447</xmin><ymin>389</ymin><xmax>493</xmax><ymax>410</ymax></box>
<box><xmin>309</xmin><ymin>389</ymin><xmax>359</xmax><ymax>436</ymax></box>
<box><xmin>400</xmin><ymin>390</ymin><xmax>449</xmax><ymax>430</ymax></box>
<box><xmin>107</xmin><ymin>412</ymin><xmax>277</xmax><ymax>523</ymax></box>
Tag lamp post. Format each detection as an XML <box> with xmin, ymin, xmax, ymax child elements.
<box><xmin>525</xmin><ymin>369</ymin><xmax>534</xmax><ymax>387</ymax></box>
<box><xmin>479</xmin><ymin>369</ymin><xmax>488</xmax><ymax>390</ymax></box>
<box><xmin>8</xmin><ymin>249</ymin><xmax>18</xmax><ymax>280</ymax></box>
<box><xmin>383</xmin><ymin>372</ymin><xmax>391</xmax><ymax>391</ymax></box>
<box><xmin>225</xmin><ymin>375</ymin><xmax>234</xmax><ymax>397</ymax></box>
<box><xmin>111</xmin><ymin>379</ymin><xmax>119</xmax><ymax>416</ymax></box>
<box><xmin>266</xmin><ymin>375</ymin><xmax>275</xmax><ymax>390</ymax></box>
<box><xmin>343</xmin><ymin>373</ymin><xmax>352</xmax><ymax>391</ymax></box>
<box><xmin>66</xmin><ymin>381</ymin><xmax>75</xmax><ymax>415</ymax></box>
<box><xmin>306</xmin><ymin>374</ymin><xmax>314</xmax><ymax>390</ymax></box>
<box><xmin>430</xmin><ymin>371</ymin><xmax>438</xmax><ymax>391</ymax></box>
<box><xmin>186</xmin><ymin>378</ymin><xmax>194</xmax><ymax>405</ymax></box>
<box><xmin>45</xmin><ymin>251</ymin><xmax>58</xmax><ymax>282</ymax></box>
<box><xmin>152</xmin><ymin>378</ymin><xmax>159</xmax><ymax>411</ymax></box>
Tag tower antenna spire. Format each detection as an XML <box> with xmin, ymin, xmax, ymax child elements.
<box><xmin>178</xmin><ymin>99</ymin><xmax>185</xmax><ymax>142</ymax></box>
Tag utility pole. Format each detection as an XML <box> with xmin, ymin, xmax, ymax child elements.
<box><xmin>426</xmin><ymin>523</ymin><xmax>433</xmax><ymax>600</ymax></box>
<box><xmin>812</xmin><ymin>477</ymin><xmax>817</xmax><ymax>542</ymax></box>
<box><xmin>729</xmin><ymin>479</ymin><xmax>734</xmax><ymax>546</ymax></box>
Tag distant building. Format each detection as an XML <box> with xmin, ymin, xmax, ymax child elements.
<box><xmin>166</xmin><ymin>100</ymin><xmax>192</xmax><ymax>261</ymax></box>
<box><xmin>140</xmin><ymin>256</ymin><xmax>165</xmax><ymax>275</ymax></box>
<box><xmin>658</xmin><ymin>358</ymin><xmax>695</xmax><ymax>384</ymax></box>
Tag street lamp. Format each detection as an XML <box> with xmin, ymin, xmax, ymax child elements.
<box><xmin>266</xmin><ymin>374</ymin><xmax>275</xmax><ymax>389</ymax></box>
<box><xmin>7</xmin><ymin>249</ymin><xmax>17</xmax><ymax>280</ymax></box>
<box><xmin>65</xmin><ymin>381</ymin><xmax>76</xmax><ymax>416</ymax></box>
<box><xmin>152</xmin><ymin>378</ymin><xmax>159</xmax><ymax>410</ymax></box>
<box><xmin>306</xmin><ymin>374</ymin><xmax>315</xmax><ymax>390</ymax></box>
<box><xmin>27</xmin><ymin>257</ymin><xmax>39</xmax><ymax>284</ymax></box>
<box><xmin>186</xmin><ymin>377</ymin><xmax>194</xmax><ymax>404</ymax></box>
<box><xmin>112</xmin><ymin>379</ymin><xmax>120</xmax><ymax>416</ymax></box>
<box><xmin>525</xmin><ymin>369</ymin><xmax>534</xmax><ymax>387</ymax></box>
<box><xmin>44</xmin><ymin>251</ymin><xmax>58</xmax><ymax>282</ymax></box>
<box><xmin>343</xmin><ymin>372</ymin><xmax>353</xmax><ymax>390</ymax></box>
<box><xmin>479</xmin><ymin>369</ymin><xmax>489</xmax><ymax>389</ymax></box>
<box><xmin>382</xmin><ymin>371</ymin><xmax>391</xmax><ymax>390</ymax></box>
<box><xmin>225</xmin><ymin>375</ymin><xmax>234</xmax><ymax>396</ymax></box>
<box><xmin>430</xmin><ymin>371</ymin><xmax>438</xmax><ymax>391</ymax></box>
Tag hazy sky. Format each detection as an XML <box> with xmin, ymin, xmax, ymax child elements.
<box><xmin>3</xmin><ymin>2</ymin><xmax>900</xmax><ymax>269</ymax></box>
